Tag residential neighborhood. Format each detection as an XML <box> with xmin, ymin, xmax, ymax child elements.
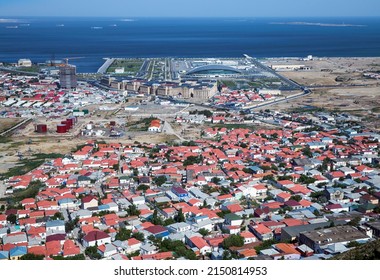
<box><xmin>1</xmin><ymin>107</ymin><xmax>380</xmax><ymax>260</ymax></box>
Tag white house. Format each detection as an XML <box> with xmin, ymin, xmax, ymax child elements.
<box><xmin>168</xmin><ymin>222</ymin><xmax>191</xmax><ymax>233</ymax></box>
<box><xmin>82</xmin><ymin>230</ymin><xmax>111</xmax><ymax>248</ymax></box>
<box><xmin>46</xmin><ymin>220</ymin><xmax>65</xmax><ymax>234</ymax></box>
<box><xmin>189</xmin><ymin>236</ymin><xmax>212</xmax><ymax>255</ymax></box>
<box><xmin>126</xmin><ymin>238</ymin><xmax>142</xmax><ymax>254</ymax></box>
<box><xmin>98</xmin><ymin>243</ymin><xmax>118</xmax><ymax>258</ymax></box>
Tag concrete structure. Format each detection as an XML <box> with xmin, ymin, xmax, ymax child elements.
<box><xmin>18</xmin><ymin>59</ymin><xmax>32</xmax><ymax>67</ymax></box>
<box><xmin>299</xmin><ymin>226</ymin><xmax>370</xmax><ymax>253</ymax></box>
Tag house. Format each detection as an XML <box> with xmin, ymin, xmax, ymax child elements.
<box><xmin>82</xmin><ymin>195</ymin><xmax>98</xmax><ymax>209</ymax></box>
<box><xmin>168</xmin><ymin>222</ymin><xmax>191</xmax><ymax>233</ymax></box>
<box><xmin>148</xmin><ymin>119</ymin><xmax>162</xmax><ymax>133</ymax></box>
<box><xmin>249</xmin><ymin>223</ymin><xmax>273</xmax><ymax>241</ymax></box>
<box><xmin>145</xmin><ymin>225</ymin><xmax>170</xmax><ymax>239</ymax></box>
<box><xmin>98</xmin><ymin>243</ymin><xmax>117</xmax><ymax>258</ymax></box>
<box><xmin>324</xmin><ymin>188</ymin><xmax>344</xmax><ymax>201</ymax></box>
<box><xmin>0</xmin><ymin>251</ymin><xmax>9</xmax><ymax>260</ymax></box>
<box><xmin>188</xmin><ymin>236</ymin><xmax>212</xmax><ymax>255</ymax></box>
<box><xmin>240</xmin><ymin>231</ymin><xmax>257</xmax><ymax>244</ymax></box>
<box><xmin>140</xmin><ymin>243</ymin><xmax>158</xmax><ymax>255</ymax></box>
<box><xmin>296</xmin><ymin>244</ymin><xmax>314</xmax><ymax>257</ymax></box>
<box><xmin>359</xmin><ymin>194</ymin><xmax>378</xmax><ymax>205</ymax></box>
<box><xmin>0</xmin><ymin>215</ymin><xmax>7</xmax><ymax>226</ymax></box>
<box><xmin>126</xmin><ymin>238</ymin><xmax>142</xmax><ymax>254</ymax></box>
<box><xmin>46</xmin><ymin>220</ymin><xmax>65</xmax><ymax>235</ymax></box>
<box><xmin>284</xmin><ymin>200</ymin><xmax>303</xmax><ymax>210</ymax></box>
<box><xmin>9</xmin><ymin>246</ymin><xmax>27</xmax><ymax>260</ymax></box>
<box><xmin>224</xmin><ymin>213</ymin><xmax>243</xmax><ymax>226</ymax></box>
<box><xmin>63</xmin><ymin>239</ymin><xmax>81</xmax><ymax>257</ymax></box>
<box><xmin>171</xmin><ymin>187</ymin><xmax>188</xmax><ymax>198</ymax></box>
<box><xmin>273</xmin><ymin>243</ymin><xmax>301</xmax><ymax>260</ymax></box>
<box><xmin>82</xmin><ymin>230</ymin><xmax>111</xmax><ymax>248</ymax></box>
<box><xmin>276</xmin><ymin>192</ymin><xmax>291</xmax><ymax>203</ymax></box>
<box><xmin>3</xmin><ymin>232</ymin><xmax>28</xmax><ymax>245</ymax></box>
<box><xmin>46</xmin><ymin>233</ymin><xmax>66</xmax><ymax>244</ymax></box>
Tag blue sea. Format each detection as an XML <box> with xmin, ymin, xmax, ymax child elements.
<box><xmin>0</xmin><ymin>17</ymin><xmax>379</xmax><ymax>72</ymax></box>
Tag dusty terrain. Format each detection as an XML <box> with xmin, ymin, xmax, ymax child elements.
<box><xmin>267</xmin><ymin>57</ymin><xmax>380</xmax><ymax>86</ymax></box>
<box><xmin>267</xmin><ymin>57</ymin><xmax>380</xmax><ymax>130</ymax></box>
<box><xmin>0</xmin><ymin>118</ymin><xmax>22</xmax><ymax>133</ymax></box>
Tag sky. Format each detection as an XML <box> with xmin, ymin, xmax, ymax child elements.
<box><xmin>1</xmin><ymin>0</ymin><xmax>380</xmax><ymax>17</ymax></box>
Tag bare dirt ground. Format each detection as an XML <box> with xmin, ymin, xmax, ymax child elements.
<box><xmin>267</xmin><ymin>57</ymin><xmax>380</xmax><ymax>86</ymax></box>
<box><xmin>267</xmin><ymin>57</ymin><xmax>380</xmax><ymax>130</ymax></box>
<box><xmin>0</xmin><ymin>118</ymin><xmax>22</xmax><ymax>133</ymax></box>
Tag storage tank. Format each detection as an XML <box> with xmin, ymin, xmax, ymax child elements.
<box><xmin>69</xmin><ymin>116</ymin><xmax>77</xmax><ymax>125</ymax></box>
<box><xmin>66</xmin><ymin>118</ymin><xmax>74</xmax><ymax>128</ymax></box>
<box><xmin>36</xmin><ymin>124</ymin><xmax>48</xmax><ymax>133</ymax></box>
<box><xmin>57</xmin><ymin>124</ymin><xmax>67</xmax><ymax>133</ymax></box>
<box><xmin>61</xmin><ymin>121</ymin><xmax>71</xmax><ymax>130</ymax></box>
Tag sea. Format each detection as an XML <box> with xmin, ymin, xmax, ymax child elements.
<box><xmin>0</xmin><ymin>17</ymin><xmax>380</xmax><ymax>73</ymax></box>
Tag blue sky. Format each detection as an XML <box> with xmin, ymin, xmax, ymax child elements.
<box><xmin>1</xmin><ymin>0</ymin><xmax>380</xmax><ymax>17</ymax></box>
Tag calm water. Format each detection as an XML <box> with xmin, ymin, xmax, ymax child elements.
<box><xmin>0</xmin><ymin>17</ymin><xmax>379</xmax><ymax>72</ymax></box>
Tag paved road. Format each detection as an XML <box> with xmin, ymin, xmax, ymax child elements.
<box><xmin>97</xmin><ymin>58</ymin><xmax>116</xmax><ymax>74</ymax></box>
<box><xmin>162</xmin><ymin>120</ymin><xmax>185</xmax><ymax>142</ymax></box>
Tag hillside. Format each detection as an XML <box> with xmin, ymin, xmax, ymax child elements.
<box><xmin>332</xmin><ymin>239</ymin><xmax>380</xmax><ymax>260</ymax></box>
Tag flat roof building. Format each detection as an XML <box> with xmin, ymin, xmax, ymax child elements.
<box><xmin>299</xmin><ymin>225</ymin><xmax>370</xmax><ymax>253</ymax></box>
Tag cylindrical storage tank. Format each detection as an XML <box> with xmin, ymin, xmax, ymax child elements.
<box><xmin>57</xmin><ymin>124</ymin><xmax>67</xmax><ymax>133</ymax></box>
<box><xmin>61</xmin><ymin>121</ymin><xmax>71</xmax><ymax>130</ymax></box>
<box><xmin>69</xmin><ymin>116</ymin><xmax>77</xmax><ymax>125</ymax></box>
<box><xmin>36</xmin><ymin>124</ymin><xmax>48</xmax><ymax>133</ymax></box>
<box><xmin>110</xmin><ymin>121</ymin><xmax>116</xmax><ymax>126</ymax></box>
<box><xmin>66</xmin><ymin>118</ymin><xmax>74</xmax><ymax>128</ymax></box>
<box><xmin>86</xmin><ymin>123</ymin><xmax>93</xmax><ymax>130</ymax></box>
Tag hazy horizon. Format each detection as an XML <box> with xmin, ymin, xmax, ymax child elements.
<box><xmin>1</xmin><ymin>0</ymin><xmax>380</xmax><ymax>18</ymax></box>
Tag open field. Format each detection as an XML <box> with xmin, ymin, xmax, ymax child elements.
<box><xmin>106</xmin><ymin>59</ymin><xmax>144</xmax><ymax>75</ymax></box>
<box><xmin>0</xmin><ymin>118</ymin><xmax>23</xmax><ymax>134</ymax></box>
<box><xmin>265</xmin><ymin>57</ymin><xmax>380</xmax><ymax>130</ymax></box>
<box><xmin>270</xmin><ymin>57</ymin><xmax>380</xmax><ymax>87</ymax></box>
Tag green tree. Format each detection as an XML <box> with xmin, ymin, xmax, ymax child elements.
<box><xmin>20</xmin><ymin>253</ymin><xmax>44</xmax><ymax>260</ymax></box>
<box><xmin>6</xmin><ymin>213</ymin><xmax>17</xmax><ymax>224</ymax></box>
<box><xmin>290</xmin><ymin>195</ymin><xmax>302</xmax><ymax>202</ymax></box>
<box><xmin>85</xmin><ymin>246</ymin><xmax>101</xmax><ymax>260</ymax></box>
<box><xmin>346</xmin><ymin>241</ymin><xmax>361</xmax><ymax>248</ymax></box>
<box><xmin>154</xmin><ymin>176</ymin><xmax>167</xmax><ymax>186</ymax></box>
<box><xmin>183</xmin><ymin>155</ymin><xmax>202</xmax><ymax>166</ymax></box>
<box><xmin>51</xmin><ymin>212</ymin><xmax>64</xmax><ymax>220</ymax></box>
<box><xmin>115</xmin><ymin>228</ymin><xmax>132</xmax><ymax>241</ymax></box>
<box><xmin>137</xmin><ymin>184</ymin><xmax>149</xmax><ymax>192</ymax></box>
<box><xmin>211</xmin><ymin>177</ymin><xmax>221</xmax><ymax>184</ymax></box>
<box><xmin>127</xmin><ymin>204</ymin><xmax>141</xmax><ymax>216</ymax></box>
<box><xmin>222</xmin><ymin>234</ymin><xmax>244</xmax><ymax>249</ymax></box>
<box><xmin>298</xmin><ymin>174</ymin><xmax>316</xmax><ymax>185</ymax></box>
<box><xmin>175</xmin><ymin>208</ymin><xmax>185</xmax><ymax>223</ymax></box>
<box><xmin>198</xmin><ymin>228</ymin><xmax>210</xmax><ymax>237</ymax></box>
<box><xmin>302</xmin><ymin>146</ymin><xmax>313</xmax><ymax>158</ymax></box>
<box><xmin>132</xmin><ymin>232</ymin><xmax>145</xmax><ymax>242</ymax></box>
<box><xmin>151</xmin><ymin>209</ymin><xmax>164</xmax><ymax>225</ymax></box>
<box><xmin>65</xmin><ymin>217</ymin><xmax>79</xmax><ymax>233</ymax></box>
